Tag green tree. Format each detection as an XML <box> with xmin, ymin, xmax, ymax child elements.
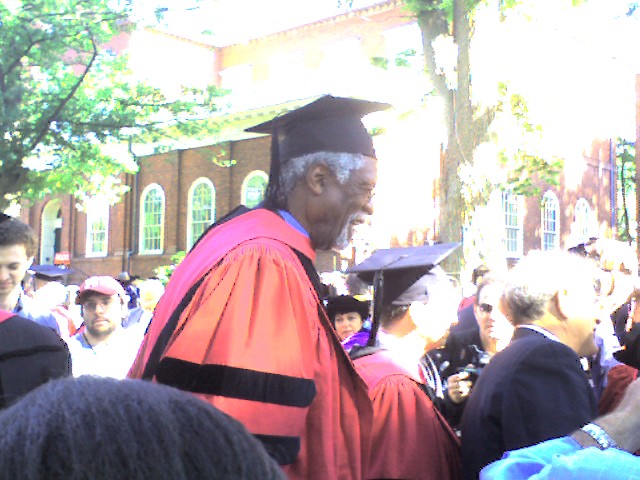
<box><xmin>0</xmin><ymin>0</ymin><xmax>222</xmax><ymax>210</ymax></box>
<box><xmin>616</xmin><ymin>138</ymin><xmax>636</xmax><ymax>242</ymax></box>
<box><xmin>154</xmin><ymin>250</ymin><xmax>187</xmax><ymax>285</ymax></box>
<box><xmin>403</xmin><ymin>0</ymin><xmax>573</xmax><ymax>271</ymax></box>
<box><xmin>342</xmin><ymin>0</ymin><xmax>568</xmax><ymax>271</ymax></box>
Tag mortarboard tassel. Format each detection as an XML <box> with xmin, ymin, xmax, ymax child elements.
<box><xmin>366</xmin><ymin>270</ymin><xmax>384</xmax><ymax>347</ymax></box>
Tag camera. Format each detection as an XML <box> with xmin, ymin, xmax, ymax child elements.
<box><xmin>455</xmin><ymin>345</ymin><xmax>491</xmax><ymax>384</ymax></box>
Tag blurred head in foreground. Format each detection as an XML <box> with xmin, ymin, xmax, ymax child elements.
<box><xmin>0</xmin><ymin>376</ymin><xmax>285</xmax><ymax>480</ymax></box>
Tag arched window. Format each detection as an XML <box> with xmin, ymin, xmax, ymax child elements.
<box><xmin>574</xmin><ymin>198</ymin><xmax>592</xmax><ymax>244</ymax></box>
<box><xmin>241</xmin><ymin>170</ymin><xmax>268</xmax><ymax>208</ymax></box>
<box><xmin>541</xmin><ymin>191</ymin><xmax>560</xmax><ymax>251</ymax></box>
<box><xmin>86</xmin><ymin>197</ymin><xmax>109</xmax><ymax>257</ymax></box>
<box><xmin>502</xmin><ymin>191</ymin><xmax>524</xmax><ymax>258</ymax></box>
<box><xmin>139</xmin><ymin>184</ymin><xmax>165</xmax><ymax>254</ymax></box>
<box><xmin>40</xmin><ymin>199</ymin><xmax>62</xmax><ymax>264</ymax></box>
<box><xmin>187</xmin><ymin>178</ymin><xmax>215</xmax><ymax>250</ymax></box>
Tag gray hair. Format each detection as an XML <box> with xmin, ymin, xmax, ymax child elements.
<box><xmin>502</xmin><ymin>250</ymin><xmax>600</xmax><ymax>325</ymax></box>
<box><xmin>277</xmin><ymin>151</ymin><xmax>367</xmax><ymax>206</ymax></box>
<box><xmin>380</xmin><ymin>304</ymin><xmax>410</xmax><ymax>327</ymax></box>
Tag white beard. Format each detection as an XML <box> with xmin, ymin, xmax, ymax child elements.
<box><xmin>333</xmin><ymin>214</ymin><xmax>358</xmax><ymax>250</ymax></box>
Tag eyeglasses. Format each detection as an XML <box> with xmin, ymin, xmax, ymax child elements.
<box><xmin>82</xmin><ymin>296</ymin><xmax>120</xmax><ymax>311</ymax></box>
<box><xmin>478</xmin><ymin>303</ymin><xmax>494</xmax><ymax>314</ymax></box>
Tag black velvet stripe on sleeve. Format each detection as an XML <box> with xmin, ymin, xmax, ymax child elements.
<box><xmin>142</xmin><ymin>205</ymin><xmax>252</xmax><ymax>381</ymax></box>
<box><xmin>254</xmin><ymin>434</ymin><xmax>301</xmax><ymax>465</ymax></box>
<box><xmin>141</xmin><ymin>276</ymin><xmax>206</xmax><ymax>381</ymax></box>
<box><xmin>155</xmin><ymin>357</ymin><xmax>316</xmax><ymax>407</ymax></box>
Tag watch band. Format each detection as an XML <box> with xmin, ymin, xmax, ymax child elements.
<box><xmin>580</xmin><ymin>422</ymin><xmax>618</xmax><ymax>450</ymax></box>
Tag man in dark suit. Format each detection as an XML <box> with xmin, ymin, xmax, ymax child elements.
<box><xmin>460</xmin><ymin>250</ymin><xmax>606</xmax><ymax>479</ymax></box>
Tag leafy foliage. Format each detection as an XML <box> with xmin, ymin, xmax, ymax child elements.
<box><xmin>397</xmin><ymin>0</ymin><xmax>569</xmax><ymax>274</ymax></box>
<box><xmin>0</xmin><ymin>0</ymin><xmax>224</xmax><ymax>209</ymax></box>
<box><xmin>154</xmin><ymin>250</ymin><xmax>187</xmax><ymax>285</ymax></box>
<box><xmin>616</xmin><ymin>138</ymin><xmax>636</xmax><ymax>242</ymax></box>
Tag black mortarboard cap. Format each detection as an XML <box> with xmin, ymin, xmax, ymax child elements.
<box><xmin>347</xmin><ymin>243</ymin><xmax>460</xmax><ymax>346</ymax></box>
<box><xmin>30</xmin><ymin>264</ymin><xmax>75</xmax><ymax>279</ymax></box>
<box><xmin>245</xmin><ymin>95</ymin><xmax>391</xmax><ymax>209</ymax></box>
<box><xmin>326</xmin><ymin>295</ymin><xmax>371</xmax><ymax>322</ymax></box>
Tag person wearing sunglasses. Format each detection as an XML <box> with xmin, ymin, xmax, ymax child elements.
<box><xmin>429</xmin><ymin>274</ymin><xmax>512</xmax><ymax>433</ymax></box>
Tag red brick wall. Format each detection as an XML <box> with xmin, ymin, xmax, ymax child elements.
<box><xmin>521</xmin><ymin>138</ymin><xmax>615</xmax><ymax>253</ymax></box>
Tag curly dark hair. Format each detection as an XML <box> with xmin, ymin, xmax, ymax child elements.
<box><xmin>0</xmin><ymin>376</ymin><xmax>285</xmax><ymax>480</ymax></box>
<box><xmin>0</xmin><ymin>218</ymin><xmax>37</xmax><ymax>258</ymax></box>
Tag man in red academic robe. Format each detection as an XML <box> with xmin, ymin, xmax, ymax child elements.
<box><xmin>349</xmin><ymin>244</ymin><xmax>463</xmax><ymax>479</ymax></box>
<box><xmin>129</xmin><ymin>96</ymin><xmax>389</xmax><ymax>479</ymax></box>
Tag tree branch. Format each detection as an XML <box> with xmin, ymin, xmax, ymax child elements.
<box><xmin>26</xmin><ymin>36</ymin><xmax>99</xmax><ymax>153</ymax></box>
<box><xmin>472</xmin><ymin>106</ymin><xmax>496</xmax><ymax>149</ymax></box>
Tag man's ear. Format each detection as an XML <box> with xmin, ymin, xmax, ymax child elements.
<box><xmin>553</xmin><ymin>289</ymin><xmax>571</xmax><ymax>320</ymax></box>
<box><xmin>305</xmin><ymin>163</ymin><xmax>331</xmax><ymax>195</ymax></box>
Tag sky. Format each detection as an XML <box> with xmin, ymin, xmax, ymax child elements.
<box><xmin>140</xmin><ymin>0</ymin><xmax>385</xmax><ymax>45</ymax></box>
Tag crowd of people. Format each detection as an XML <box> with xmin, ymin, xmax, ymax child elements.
<box><xmin>2</xmin><ymin>95</ymin><xmax>640</xmax><ymax>479</ymax></box>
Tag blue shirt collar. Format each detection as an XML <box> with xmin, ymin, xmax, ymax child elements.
<box><xmin>278</xmin><ymin>209</ymin><xmax>309</xmax><ymax>238</ymax></box>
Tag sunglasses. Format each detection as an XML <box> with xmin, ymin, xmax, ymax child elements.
<box><xmin>478</xmin><ymin>303</ymin><xmax>494</xmax><ymax>314</ymax></box>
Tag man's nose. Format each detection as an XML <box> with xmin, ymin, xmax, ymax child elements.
<box><xmin>94</xmin><ymin>303</ymin><xmax>107</xmax><ymax>313</ymax></box>
<box><xmin>363</xmin><ymin>197</ymin><xmax>374</xmax><ymax>215</ymax></box>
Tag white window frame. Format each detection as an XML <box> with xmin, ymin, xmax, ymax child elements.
<box><xmin>139</xmin><ymin>183</ymin><xmax>165</xmax><ymax>255</ymax></box>
<box><xmin>541</xmin><ymin>191</ymin><xmax>560</xmax><ymax>251</ymax></box>
<box><xmin>574</xmin><ymin>198</ymin><xmax>593</xmax><ymax>244</ymax></box>
<box><xmin>501</xmin><ymin>191</ymin><xmax>524</xmax><ymax>258</ymax></box>
<box><xmin>85</xmin><ymin>198</ymin><xmax>109</xmax><ymax>257</ymax></box>
<box><xmin>241</xmin><ymin>170</ymin><xmax>268</xmax><ymax>208</ymax></box>
<box><xmin>186</xmin><ymin>178</ymin><xmax>215</xmax><ymax>250</ymax></box>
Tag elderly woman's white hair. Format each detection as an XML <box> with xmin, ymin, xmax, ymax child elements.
<box><xmin>32</xmin><ymin>281</ymin><xmax>69</xmax><ymax>310</ymax></box>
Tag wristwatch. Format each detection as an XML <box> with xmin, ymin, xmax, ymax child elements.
<box><xmin>580</xmin><ymin>422</ymin><xmax>618</xmax><ymax>450</ymax></box>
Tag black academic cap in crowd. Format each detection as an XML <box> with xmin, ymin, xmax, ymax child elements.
<box><xmin>245</xmin><ymin>95</ymin><xmax>391</xmax><ymax>208</ymax></box>
<box><xmin>347</xmin><ymin>243</ymin><xmax>460</xmax><ymax>346</ymax></box>
<box><xmin>30</xmin><ymin>264</ymin><xmax>75</xmax><ymax>279</ymax></box>
<box><xmin>348</xmin><ymin>243</ymin><xmax>461</xmax><ymax>305</ymax></box>
<box><xmin>326</xmin><ymin>295</ymin><xmax>371</xmax><ymax>322</ymax></box>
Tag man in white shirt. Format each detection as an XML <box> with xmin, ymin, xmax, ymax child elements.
<box><xmin>68</xmin><ymin>276</ymin><xmax>141</xmax><ymax>379</ymax></box>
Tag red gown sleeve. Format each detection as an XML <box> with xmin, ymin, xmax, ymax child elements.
<box><xmin>158</xmin><ymin>240</ymin><xmax>319</xmax><ymax>439</ymax></box>
<box><xmin>368</xmin><ymin>374</ymin><xmax>462</xmax><ymax>480</ymax></box>
<box><xmin>599</xmin><ymin>363</ymin><xmax>639</xmax><ymax>415</ymax></box>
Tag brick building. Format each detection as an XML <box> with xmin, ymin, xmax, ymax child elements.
<box><xmin>16</xmin><ymin>0</ymin><xmax>619</xmax><ymax>283</ymax></box>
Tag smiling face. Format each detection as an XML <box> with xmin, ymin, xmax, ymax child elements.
<box><xmin>308</xmin><ymin>156</ymin><xmax>377</xmax><ymax>251</ymax></box>
<box><xmin>0</xmin><ymin>244</ymin><xmax>33</xmax><ymax>300</ymax></box>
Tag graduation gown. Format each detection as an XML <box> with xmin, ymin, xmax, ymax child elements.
<box><xmin>599</xmin><ymin>363</ymin><xmax>639</xmax><ymax>415</ymax></box>
<box><xmin>354</xmin><ymin>349</ymin><xmax>462</xmax><ymax>480</ymax></box>
<box><xmin>128</xmin><ymin>208</ymin><xmax>372</xmax><ymax>480</ymax></box>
